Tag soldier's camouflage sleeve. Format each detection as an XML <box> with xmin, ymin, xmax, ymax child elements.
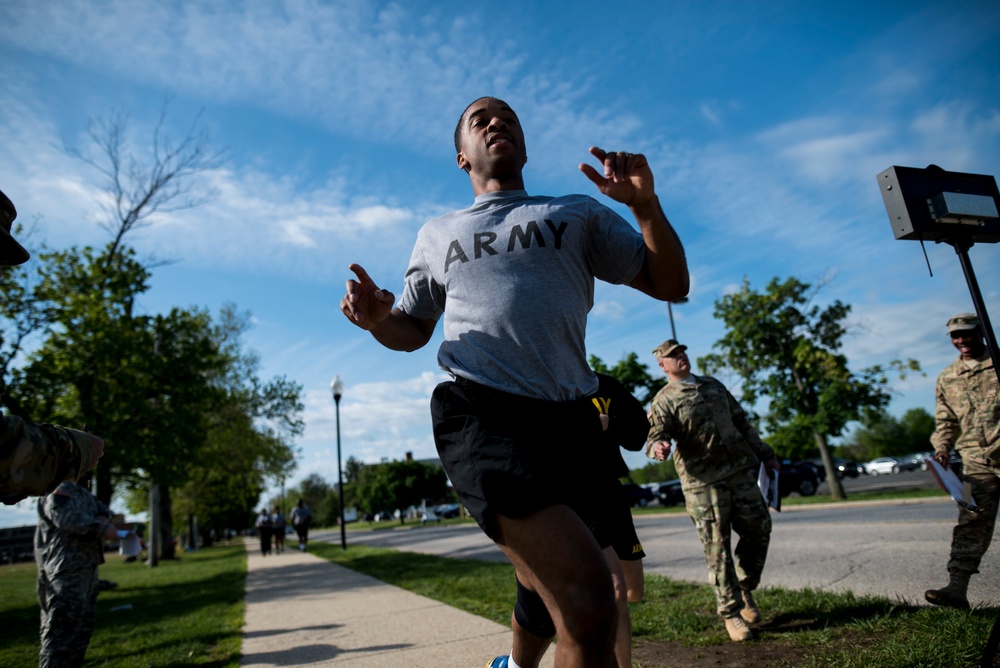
<box><xmin>726</xmin><ymin>387</ymin><xmax>775</xmax><ymax>463</ymax></box>
<box><xmin>0</xmin><ymin>415</ymin><xmax>97</xmax><ymax>504</ymax></box>
<box><xmin>645</xmin><ymin>385</ymin><xmax>678</xmax><ymax>458</ymax></box>
<box><xmin>930</xmin><ymin>370</ymin><xmax>960</xmax><ymax>455</ymax></box>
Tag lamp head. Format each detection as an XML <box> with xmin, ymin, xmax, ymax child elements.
<box><xmin>330</xmin><ymin>375</ymin><xmax>345</xmax><ymax>401</ymax></box>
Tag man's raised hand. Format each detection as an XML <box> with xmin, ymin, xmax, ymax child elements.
<box><xmin>341</xmin><ymin>263</ymin><xmax>395</xmax><ymax>331</ymax></box>
<box><xmin>579</xmin><ymin>146</ymin><xmax>655</xmax><ymax>208</ymax></box>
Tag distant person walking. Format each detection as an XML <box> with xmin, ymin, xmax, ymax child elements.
<box><xmin>255</xmin><ymin>508</ymin><xmax>273</xmax><ymax>557</ymax></box>
<box><xmin>925</xmin><ymin>313</ymin><xmax>1000</xmax><ymax>609</ymax></box>
<box><xmin>35</xmin><ymin>476</ymin><xmax>121</xmax><ymax>667</ymax></box>
<box><xmin>646</xmin><ymin>339</ymin><xmax>780</xmax><ymax>642</ymax></box>
<box><xmin>271</xmin><ymin>506</ymin><xmax>286</xmax><ymax>555</ymax></box>
<box><xmin>291</xmin><ymin>499</ymin><xmax>313</xmax><ymax>552</ymax></box>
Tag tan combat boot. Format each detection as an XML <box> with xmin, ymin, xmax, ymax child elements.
<box><xmin>740</xmin><ymin>589</ymin><xmax>760</xmax><ymax>624</ymax></box>
<box><xmin>725</xmin><ymin>615</ymin><xmax>753</xmax><ymax>642</ymax></box>
<box><xmin>925</xmin><ymin>571</ymin><xmax>971</xmax><ymax>609</ymax></box>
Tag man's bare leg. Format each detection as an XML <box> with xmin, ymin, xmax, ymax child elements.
<box><xmin>620</xmin><ymin>558</ymin><xmax>645</xmax><ymax>602</ymax></box>
<box><xmin>604</xmin><ymin>548</ymin><xmax>632</xmax><ymax>668</ymax></box>
<box><xmin>495</xmin><ymin>505</ymin><xmax>617</xmax><ymax>668</ymax></box>
<box><xmin>509</xmin><ymin>612</ymin><xmax>552</xmax><ymax>668</ymax></box>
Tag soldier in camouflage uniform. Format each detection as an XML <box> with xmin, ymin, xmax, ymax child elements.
<box><xmin>35</xmin><ymin>477</ymin><xmax>120</xmax><ymax>667</ymax></box>
<box><xmin>1</xmin><ymin>188</ymin><xmax>106</xmax><ymax>505</ymax></box>
<box><xmin>645</xmin><ymin>339</ymin><xmax>780</xmax><ymax>642</ymax></box>
<box><xmin>925</xmin><ymin>313</ymin><xmax>1000</xmax><ymax>609</ymax></box>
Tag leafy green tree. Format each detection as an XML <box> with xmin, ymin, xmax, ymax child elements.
<box><xmin>0</xmin><ymin>237</ymin><xmax>52</xmax><ymax>418</ymax></box>
<box><xmin>629</xmin><ymin>459</ymin><xmax>678</xmax><ymax>484</ymax></box>
<box><xmin>899</xmin><ymin>408</ymin><xmax>936</xmax><ymax>453</ymax></box>
<box><xmin>843</xmin><ymin>407</ymin><xmax>935</xmax><ymax>462</ymax></box>
<box><xmin>13</xmin><ymin>246</ymin><xmax>207</xmax><ymax>498</ymax></box>
<box><xmin>353</xmin><ymin>459</ymin><xmax>449</xmax><ymax>524</ymax></box>
<box><xmin>316</xmin><ymin>488</ymin><xmax>342</xmax><ymax>528</ymax></box>
<box><xmin>340</xmin><ymin>455</ymin><xmax>366</xmax><ymax>509</ymax></box>
<box><xmin>344</xmin><ymin>456</ymin><xmax>365</xmax><ymax>484</ymax></box>
<box><xmin>762</xmin><ymin>417</ymin><xmax>818</xmax><ymax>463</ymax></box>
<box><xmin>698</xmin><ymin>276</ymin><xmax>921</xmax><ymax>500</ymax></box>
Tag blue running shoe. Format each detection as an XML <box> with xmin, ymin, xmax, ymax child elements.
<box><xmin>486</xmin><ymin>656</ymin><xmax>509</xmax><ymax>668</ymax></box>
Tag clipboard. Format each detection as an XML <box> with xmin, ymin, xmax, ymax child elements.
<box><xmin>758</xmin><ymin>464</ymin><xmax>780</xmax><ymax>512</ymax></box>
<box><xmin>926</xmin><ymin>457</ymin><xmax>977</xmax><ymax>512</ymax></box>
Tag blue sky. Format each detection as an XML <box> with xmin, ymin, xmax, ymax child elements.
<box><xmin>2</xmin><ymin>0</ymin><xmax>999</xmax><ymax>527</ymax></box>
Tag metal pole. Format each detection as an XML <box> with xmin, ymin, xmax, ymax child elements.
<box><xmin>335</xmin><ymin>394</ymin><xmax>346</xmax><ymax>550</ymax></box>
<box><xmin>668</xmin><ymin>301</ymin><xmax>677</xmax><ymax>340</ymax></box>
<box><xmin>950</xmin><ymin>240</ymin><xmax>1000</xmax><ymax>384</ymax></box>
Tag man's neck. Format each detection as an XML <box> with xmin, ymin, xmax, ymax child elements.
<box><xmin>668</xmin><ymin>371</ymin><xmax>693</xmax><ymax>383</ymax></box>
<box><xmin>469</xmin><ymin>174</ymin><xmax>525</xmax><ymax>197</ymax></box>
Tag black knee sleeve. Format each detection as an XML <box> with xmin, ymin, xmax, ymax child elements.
<box><xmin>514</xmin><ymin>577</ymin><xmax>556</xmax><ymax>639</ymax></box>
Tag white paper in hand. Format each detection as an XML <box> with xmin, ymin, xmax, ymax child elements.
<box><xmin>926</xmin><ymin>457</ymin><xmax>977</xmax><ymax>511</ymax></box>
<box><xmin>117</xmin><ymin>530</ymin><xmax>142</xmax><ymax>557</ymax></box>
<box><xmin>758</xmin><ymin>464</ymin><xmax>780</xmax><ymax>512</ymax></box>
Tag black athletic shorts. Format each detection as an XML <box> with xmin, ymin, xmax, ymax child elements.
<box><xmin>601</xmin><ymin>480</ymin><xmax>645</xmax><ymax>561</ymax></box>
<box><xmin>431</xmin><ymin>377</ymin><xmax>608</xmax><ymax>542</ymax></box>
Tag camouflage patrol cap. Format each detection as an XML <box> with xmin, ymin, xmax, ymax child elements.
<box><xmin>652</xmin><ymin>339</ymin><xmax>687</xmax><ymax>358</ymax></box>
<box><xmin>0</xmin><ymin>189</ymin><xmax>30</xmax><ymax>266</ymax></box>
<box><xmin>946</xmin><ymin>313</ymin><xmax>980</xmax><ymax>334</ymax></box>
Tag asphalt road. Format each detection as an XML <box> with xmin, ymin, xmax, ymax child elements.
<box><xmin>318</xmin><ymin>469</ymin><xmax>1000</xmax><ymax>609</ymax></box>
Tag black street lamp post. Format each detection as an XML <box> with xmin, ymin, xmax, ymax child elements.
<box><xmin>330</xmin><ymin>375</ymin><xmax>347</xmax><ymax>550</ymax></box>
<box><xmin>668</xmin><ymin>297</ymin><xmax>689</xmax><ymax>340</ymax></box>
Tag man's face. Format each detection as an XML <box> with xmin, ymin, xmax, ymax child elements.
<box><xmin>456</xmin><ymin>97</ymin><xmax>527</xmax><ymax>177</ymax></box>
<box><xmin>950</xmin><ymin>327</ymin><xmax>985</xmax><ymax>359</ymax></box>
<box><xmin>657</xmin><ymin>349</ymin><xmax>691</xmax><ymax>377</ymax></box>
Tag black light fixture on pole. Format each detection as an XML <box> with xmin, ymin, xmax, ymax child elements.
<box><xmin>330</xmin><ymin>375</ymin><xmax>347</xmax><ymax>550</ymax></box>
<box><xmin>668</xmin><ymin>297</ymin><xmax>689</xmax><ymax>341</ymax></box>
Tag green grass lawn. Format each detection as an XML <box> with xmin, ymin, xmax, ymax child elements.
<box><xmin>1</xmin><ymin>488</ymin><xmax>994</xmax><ymax>668</ymax></box>
<box><xmin>0</xmin><ymin>545</ymin><xmax>245</xmax><ymax>668</ymax></box>
<box><xmin>311</xmin><ymin>543</ymin><xmax>999</xmax><ymax>668</ymax></box>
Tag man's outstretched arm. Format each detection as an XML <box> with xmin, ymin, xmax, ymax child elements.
<box><xmin>1</xmin><ymin>418</ymin><xmax>104</xmax><ymax>504</ymax></box>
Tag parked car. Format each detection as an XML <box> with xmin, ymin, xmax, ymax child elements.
<box><xmin>778</xmin><ymin>461</ymin><xmax>820</xmax><ymax>497</ymax></box>
<box><xmin>799</xmin><ymin>457</ymin><xmax>864</xmax><ymax>479</ymax></box>
<box><xmin>865</xmin><ymin>456</ymin><xmax>901</xmax><ymax>476</ymax></box>
<box><xmin>656</xmin><ymin>480</ymin><xmax>685</xmax><ymax>506</ymax></box>
<box><xmin>433</xmin><ymin>503</ymin><xmax>462</xmax><ymax>519</ymax></box>
<box><xmin>900</xmin><ymin>451</ymin><xmax>934</xmax><ymax>471</ymax></box>
<box><xmin>622</xmin><ymin>483</ymin><xmax>657</xmax><ymax>507</ymax></box>
<box><xmin>836</xmin><ymin>459</ymin><xmax>865</xmax><ymax>478</ymax></box>
<box><xmin>794</xmin><ymin>459</ymin><xmax>826</xmax><ymax>483</ymax></box>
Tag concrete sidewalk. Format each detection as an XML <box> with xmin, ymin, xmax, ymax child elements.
<box><xmin>240</xmin><ymin>538</ymin><xmax>554</xmax><ymax>667</ymax></box>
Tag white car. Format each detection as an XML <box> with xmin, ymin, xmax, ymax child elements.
<box><xmin>865</xmin><ymin>457</ymin><xmax>900</xmax><ymax>476</ymax></box>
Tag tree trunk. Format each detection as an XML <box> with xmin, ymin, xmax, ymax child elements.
<box><xmin>95</xmin><ymin>460</ymin><xmax>114</xmax><ymax>508</ymax></box>
<box><xmin>160</xmin><ymin>486</ymin><xmax>175</xmax><ymax>559</ymax></box>
<box><xmin>148</xmin><ymin>484</ymin><xmax>159</xmax><ymax>568</ymax></box>
<box><xmin>814</xmin><ymin>431</ymin><xmax>847</xmax><ymax>500</ymax></box>
<box><xmin>187</xmin><ymin>514</ymin><xmax>199</xmax><ymax>551</ymax></box>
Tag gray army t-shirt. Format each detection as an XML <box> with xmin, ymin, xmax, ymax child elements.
<box><xmin>398</xmin><ymin>190</ymin><xmax>645</xmax><ymax>401</ymax></box>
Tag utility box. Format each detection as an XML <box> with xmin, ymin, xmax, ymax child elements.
<box><xmin>876</xmin><ymin>166</ymin><xmax>1000</xmax><ymax>244</ymax></box>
